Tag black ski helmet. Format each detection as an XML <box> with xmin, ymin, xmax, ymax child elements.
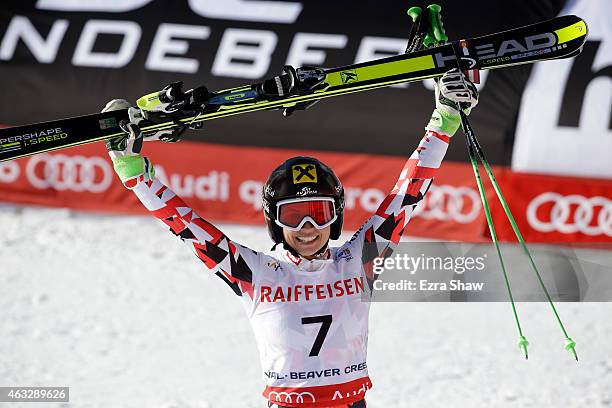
<box><xmin>262</xmin><ymin>156</ymin><xmax>345</xmax><ymax>244</ymax></box>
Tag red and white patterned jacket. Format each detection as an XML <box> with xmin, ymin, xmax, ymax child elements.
<box><xmin>128</xmin><ymin>130</ymin><xmax>450</xmax><ymax>407</ymax></box>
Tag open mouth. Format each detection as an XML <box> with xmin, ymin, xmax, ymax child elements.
<box><xmin>296</xmin><ymin>235</ymin><xmax>318</xmax><ymax>244</ymax></box>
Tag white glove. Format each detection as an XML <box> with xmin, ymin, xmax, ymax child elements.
<box><xmin>102</xmin><ymin>99</ymin><xmax>146</xmax><ymax>158</ymax></box>
<box><xmin>437</xmin><ymin>68</ymin><xmax>479</xmax><ymax>113</ymax></box>
<box><xmin>102</xmin><ymin>99</ymin><xmax>155</xmax><ymax>189</ymax></box>
<box><xmin>427</xmin><ymin>68</ymin><xmax>479</xmax><ymax>136</ymax></box>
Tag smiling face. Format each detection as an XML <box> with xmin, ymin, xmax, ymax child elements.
<box><xmin>282</xmin><ymin>221</ymin><xmax>331</xmax><ymax>259</ymax></box>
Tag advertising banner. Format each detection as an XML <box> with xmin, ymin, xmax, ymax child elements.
<box><xmin>513</xmin><ymin>0</ymin><xmax>612</xmax><ymax>178</ymax></box>
<box><xmin>0</xmin><ymin>0</ymin><xmax>565</xmax><ymax>164</ymax></box>
<box><xmin>490</xmin><ymin>170</ymin><xmax>612</xmax><ymax>243</ymax></box>
<box><xmin>0</xmin><ymin>142</ymin><xmax>488</xmax><ymax>241</ymax></box>
<box><xmin>1</xmin><ymin>140</ymin><xmax>610</xmax><ymax>244</ymax></box>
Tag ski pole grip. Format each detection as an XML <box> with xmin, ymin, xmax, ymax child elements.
<box><xmin>427</xmin><ymin>4</ymin><xmax>448</xmax><ymax>45</ymax></box>
<box><xmin>427</xmin><ymin>4</ymin><xmax>441</xmax><ymax>13</ymax></box>
<box><xmin>407</xmin><ymin>6</ymin><xmax>422</xmax><ymax>23</ymax></box>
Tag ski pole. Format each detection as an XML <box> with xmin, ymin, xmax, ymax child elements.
<box><xmin>461</xmin><ymin>116</ymin><xmax>529</xmax><ymax>359</ymax></box>
<box><xmin>405</xmin><ymin>4</ymin><xmax>448</xmax><ymax>53</ymax></box>
<box><xmin>421</xmin><ymin>3</ymin><xmax>531</xmax><ymax>359</ymax></box>
<box><xmin>459</xmin><ymin>112</ymin><xmax>578</xmax><ymax>361</ymax></box>
<box><xmin>405</xmin><ymin>7</ymin><xmax>424</xmax><ymax>53</ymax></box>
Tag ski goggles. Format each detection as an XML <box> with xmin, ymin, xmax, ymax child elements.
<box><xmin>275</xmin><ymin>197</ymin><xmax>337</xmax><ymax>231</ymax></box>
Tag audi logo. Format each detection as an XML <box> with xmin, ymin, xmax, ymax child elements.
<box><xmin>0</xmin><ymin>162</ymin><xmax>20</xmax><ymax>183</ymax></box>
<box><xmin>413</xmin><ymin>184</ymin><xmax>481</xmax><ymax>224</ymax></box>
<box><xmin>268</xmin><ymin>391</ymin><xmax>316</xmax><ymax>404</ymax></box>
<box><xmin>527</xmin><ymin>192</ymin><xmax>612</xmax><ymax>237</ymax></box>
<box><xmin>26</xmin><ymin>154</ymin><xmax>113</xmax><ymax>193</ymax></box>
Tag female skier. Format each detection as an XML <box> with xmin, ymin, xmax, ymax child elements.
<box><xmin>102</xmin><ymin>68</ymin><xmax>478</xmax><ymax>408</ymax></box>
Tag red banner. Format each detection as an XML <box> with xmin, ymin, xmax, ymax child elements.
<box><xmin>0</xmin><ymin>141</ymin><xmax>488</xmax><ymax>241</ymax></box>
<box><xmin>490</xmin><ymin>171</ymin><xmax>612</xmax><ymax>244</ymax></box>
<box><xmin>0</xmin><ymin>141</ymin><xmax>610</xmax><ymax>244</ymax></box>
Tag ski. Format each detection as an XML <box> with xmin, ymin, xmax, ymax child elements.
<box><xmin>0</xmin><ymin>14</ymin><xmax>587</xmax><ymax>163</ymax></box>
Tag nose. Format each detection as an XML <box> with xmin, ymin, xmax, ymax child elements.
<box><xmin>300</xmin><ymin>221</ymin><xmax>316</xmax><ymax>231</ymax></box>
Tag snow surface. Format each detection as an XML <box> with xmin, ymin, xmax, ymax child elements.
<box><xmin>1</xmin><ymin>205</ymin><xmax>611</xmax><ymax>408</ymax></box>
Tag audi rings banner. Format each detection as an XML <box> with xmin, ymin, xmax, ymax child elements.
<box><xmin>1</xmin><ymin>141</ymin><xmax>610</xmax><ymax>244</ymax></box>
<box><xmin>0</xmin><ymin>142</ymin><xmax>490</xmax><ymax>242</ymax></box>
<box><xmin>489</xmin><ymin>172</ymin><xmax>612</xmax><ymax>244</ymax></box>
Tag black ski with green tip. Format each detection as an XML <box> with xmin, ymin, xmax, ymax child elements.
<box><xmin>0</xmin><ymin>14</ymin><xmax>587</xmax><ymax>163</ymax></box>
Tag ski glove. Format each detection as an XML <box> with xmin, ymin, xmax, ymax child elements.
<box><xmin>427</xmin><ymin>68</ymin><xmax>479</xmax><ymax>136</ymax></box>
<box><xmin>102</xmin><ymin>99</ymin><xmax>155</xmax><ymax>189</ymax></box>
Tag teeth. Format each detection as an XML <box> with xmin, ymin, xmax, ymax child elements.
<box><xmin>297</xmin><ymin>236</ymin><xmax>317</xmax><ymax>243</ymax></box>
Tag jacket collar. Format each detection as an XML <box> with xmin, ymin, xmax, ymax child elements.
<box><xmin>282</xmin><ymin>247</ymin><xmax>333</xmax><ymax>272</ymax></box>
